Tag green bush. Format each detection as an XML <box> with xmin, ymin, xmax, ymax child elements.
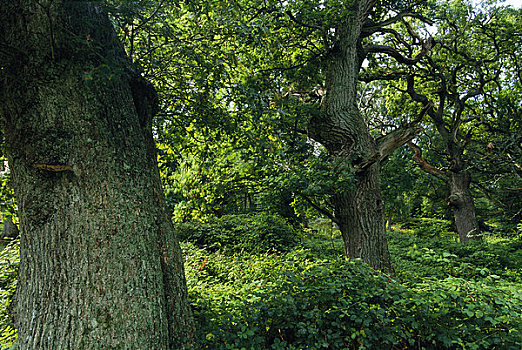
<box><xmin>388</xmin><ymin>229</ymin><xmax>522</xmax><ymax>283</ymax></box>
<box><xmin>175</xmin><ymin>213</ymin><xmax>298</xmax><ymax>254</ymax></box>
<box><xmin>183</xmin><ymin>244</ymin><xmax>522</xmax><ymax>349</ymax></box>
<box><xmin>0</xmin><ymin>239</ymin><xmax>18</xmax><ymax>349</ymax></box>
<box><xmin>400</xmin><ymin>218</ymin><xmax>454</xmax><ymax>238</ymax></box>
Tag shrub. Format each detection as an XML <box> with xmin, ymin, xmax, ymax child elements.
<box><xmin>0</xmin><ymin>239</ymin><xmax>18</xmax><ymax>349</ymax></box>
<box><xmin>175</xmin><ymin>213</ymin><xmax>297</xmax><ymax>254</ymax></box>
<box><xmin>400</xmin><ymin>218</ymin><xmax>454</xmax><ymax>238</ymax></box>
<box><xmin>183</xmin><ymin>244</ymin><xmax>522</xmax><ymax>350</ymax></box>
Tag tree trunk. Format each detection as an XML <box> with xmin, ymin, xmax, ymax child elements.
<box><xmin>408</xmin><ymin>142</ymin><xmax>481</xmax><ymax>243</ymax></box>
<box><xmin>445</xmin><ymin>141</ymin><xmax>481</xmax><ymax>244</ymax></box>
<box><xmin>0</xmin><ymin>1</ymin><xmax>194</xmax><ymax>348</ymax></box>
<box><xmin>448</xmin><ymin>171</ymin><xmax>481</xmax><ymax>242</ymax></box>
<box><xmin>308</xmin><ymin>0</ymin><xmax>393</xmax><ymax>273</ymax></box>
<box><xmin>444</xmin><ymin>137</ymin><xmax>481</xmax><ymax>243</ymax></box>
<box><xmin>334</xmin><ymin>165</ymin><xmax>393</xmax><ymax>272</ymax></box>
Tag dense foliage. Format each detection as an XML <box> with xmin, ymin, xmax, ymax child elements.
<box><xmin>174</xmin><ymin>213</ymin><xmax>298</xmax><ymax>254</ymax></box>
<box><xmin>182</xmin><ymin>222</ymin><xmax>521</xmax><ymax>349</ymax></box>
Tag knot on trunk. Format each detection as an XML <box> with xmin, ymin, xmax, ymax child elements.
<box><xmin>447</xmin><ymin>193</ymin><xmax>465</xmax><ymax>208</ymax></box>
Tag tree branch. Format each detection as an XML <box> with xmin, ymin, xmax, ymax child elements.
<box><xmin>407</xmin><ymin>142</ymin><xmax>449</xmax><ymax>181</ymax></box>
<box><xmin>473</xmin><ymin>181</ymin><xmax>505</xmax><ymax>208</ymax></box>
<box><xmin>133</xmin><ymin>0</ymin><xmax>168</xmax><ymax>32</ymax></box>
<box><xmin>361</xmin><ymin>12</ymin><xmax>434</xmax><ymax>37</ymax></box>
<box><xmin>406</xmin><ymin>74</ymin><xmax>453</xmax><ymax>142</ymax></box>
<box><xmin>299</xmin><ymin>193</ymin><xmax>339</xmax><ymax>224</ymax></box>
<box><xmin>285</xmin><ymin>11</ymin><xmax>325</xmax><ymax>32</ymax></box>
<box><xmin>356</xmin><ymin>102</ymin><xmax>432</xmax><ymax>170</ymax></box>
<box><xmin>365</xmin><ymin>37</ymin><xmax>434</xmax><ymax>65</ymax></box>
<box><xmin>359</xmin><ymin>71</ymin><xmax>408</xmax><ymax>82</ymax></box>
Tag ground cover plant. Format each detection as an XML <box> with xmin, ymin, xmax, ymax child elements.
<box><xmin>0</xmin><ymin>239</ymin><xmax>18</xmax><ymax>348</ymax></box>
<box><xmin>388</xmin><ymin>224</ymin><xmax>522</xmax><ymax>284</ymax></box>
<box><xmin>179</xmin><ymin>217</ymin><xmax>521</xmax><ymax>349</ymax></box>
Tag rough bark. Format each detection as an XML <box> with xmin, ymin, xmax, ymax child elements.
<box><xmin>308</xmin><ymin>0</ymin><xmax>393</xmax><ymax>273</ymax></box>
<box><xmin>447</xmin><ymin>171</ymin><xmax>481</xmax><ymax>242</ymax></box>
<box><xmin>0</xmin><ymin>1</ymin><xmax>194</xmax><ymax>348</ymax></box>
<box><xmin>333</xmin><ymin>165</ymin><xmax>393</xmax><ymax>272</ymax></box>
<box><xmin>446</xmin><ymin>142</ymin><xmax>481</xmax><ymax>242</ymax></box>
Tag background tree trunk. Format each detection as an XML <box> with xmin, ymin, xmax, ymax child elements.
<box><xmin>0</xmin><ymin>1</ymin><xmax>194</xmax><ymax>348</ymax></box>
<box><xmin>408</xmin><ymin>141</ymin><xmax>481</xmax><ymax>243</ymax></box>
<box><xmin>446</xmin><ymin>141</ymin><xmax>481</xmax><ymax>243</ymax></box>
<box><xmin>448</xmin><ymin>171</ymin><xmax>481</xmax><ymax>242</ymax></box>
<box><xmin>308</xmin><ymin>0</ymin><xmax>393</xmax><ymax>273</ymax></box>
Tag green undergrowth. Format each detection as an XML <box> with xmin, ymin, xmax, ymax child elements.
<box><xmin>388</xmin><ymin>226</ymin><xmax>522</xmax><ymax>284</ymax></box>
<box><xmin>0</xmin><ymin>239</ymin><xmax>18</xmax><ymax>349</ymax></box>
<box><xmin>183</xmin><ymin>240</ymin><xmax>521</xmax><ymax>349</ymax></box>
<box><xmin>181</xmin><ymin>217</ymin><xmax>522</xmax><ymax>349</ymax></box>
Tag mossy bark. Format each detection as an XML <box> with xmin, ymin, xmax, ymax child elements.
<box><xmin>0</xmin><ymin>1</ymin><xmax>194</xmax><ymax>348</ymax></box>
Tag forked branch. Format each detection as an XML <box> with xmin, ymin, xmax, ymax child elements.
<box><xmin>356</xmin><ymin>102</ymin><xmax>432</xmax><ymax>171</ymax></box>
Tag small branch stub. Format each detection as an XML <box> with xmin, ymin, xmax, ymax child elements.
<box><xmin>34</xmin><ymin>163</ymin><xmax>73</xmax><ymax>172</ymax></box>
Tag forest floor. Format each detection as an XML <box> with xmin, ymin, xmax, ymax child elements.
<box><xmin>180</xmin><ymin>217</ymin><xmax>522</xmax><ymax>349</ymax></box>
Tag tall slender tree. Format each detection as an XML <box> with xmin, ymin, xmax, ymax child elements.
<box><xmin>0</xmin><ymin>1</ymin><xmax>194</xmax><ymax>348</ymax></box>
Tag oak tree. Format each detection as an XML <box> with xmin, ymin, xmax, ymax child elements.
<box><xmin>0</xmin><ymin>1</ymin><xmax>194</xmax><ymax>348</ymax></box>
